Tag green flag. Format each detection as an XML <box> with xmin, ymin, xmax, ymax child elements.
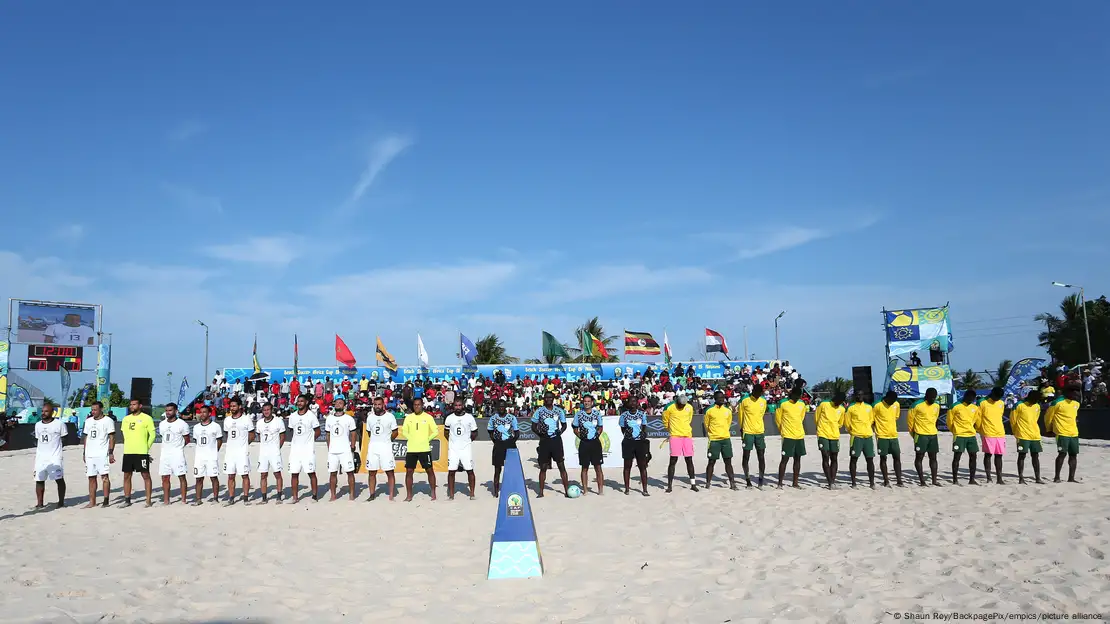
<box><xmin>542</xmin><ymin>331</ymin><xmax>569</xmax><ymax>359</ymax></box>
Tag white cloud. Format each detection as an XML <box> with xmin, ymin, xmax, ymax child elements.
<box><xmin>108</xmin><ymin>262</ymin><xmax>211</xmax><ymax>288</ymax></box>
<box><xmin>60</xmin><ymin>224</ymin><xmax>85</xmax><ymax>240</ymax></box>
<box><xmin>168</xmin><ymin>120</ymin><xmax>208</xmax><ymax>143</ymax></box>
<box><xmin>303</xmin><ymin>262</ymin><xmax>517</xmax><ymax>305</ymax></box>
<box><xmin>345</xmin><ymin>134</ymin><xmax>413</xmax><ymax>208</ymax></box>
<box><xmin>162</xmin><ymin>183</ymin><xmax>223</xmax><ymax>214</ymax></box>
<box><xmin>532</xmin><ymin>264</ymin><xmax>713</xmax><ymax>304</ymax></box>
<box><xmin>200</xmin><ymin>236</ymin><xmax>304</xmax><ymax>267</ymax></box>
<box><xmin>707</xmin><ymin>214</ymin><xmax>881</xmax><ymax>261</ymax></box>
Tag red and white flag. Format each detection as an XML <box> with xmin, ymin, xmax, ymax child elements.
<box><xmin>663</xmin><ymin>330</ymin><xmax>672</xmax><ymax>364</ymax></box>
<box><xmin>335</xmin><ymin>334</ymin><xmax>357</xmax><ymax>368</ymax></box>
<box><xmin>705</xmin><ymin>328</ymin><xmax>729</xmax><ymax>355</ymax></box>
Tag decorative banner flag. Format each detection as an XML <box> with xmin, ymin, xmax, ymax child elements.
<box><xmin>417</xmin><ymin>333</ymin><xmax>430</xmax><ymax>368</ymax></box>
<box><xmin>335</xmin><ymin>334</ymin><xmax>358</xmax><ymax>368</ymax></box>
<box><xmin>459</xmin><ymin>333</ymin><xmax>477</xmax><ymax>365</ymax></box>
<box><xmin>293</xmin><ymin>334</ymin><xmax>299</xmax><ymax>377</ymax></box>
<box><xmin>96</xmin><ymin>344</ymin><xmax>111</xmax><ymax>405</ymax></box>
<box><xmin>252</xmin><ymin>334</ymin><xmax>262</xmax><ymax>374</ymax></box>
<box><xmin>624</xmin><ymin>331</ymin><xmax>661</xmax><ymax>356</ymax></box>
<box><xmin>78</xmin><ymin>384</ymin><xmax>91</xmax><ymax>407</ymax></box>
<box><xmin>705</xmin><ymin>328</ymin><xmax>729</xmax><ymax>355</ymax></box>
<box><xmin>663</xmin><ymin>331</ymin><xmax>672</xmax><ymax>365</ymax></box>
<box><xmin>376</xmin><ymin>336</ymin><xmax>398</xmax><ymax>372</ymax></box>
<box><xmin>884</xmin><ymin>306</ymin><xmax>953</xmax><ymax>357</ymax></box>
<box><xmin>888</xmin><ymin>364</ymin><xmax>953</xmax><ymax>398</ymax></box>
<box><xmin>0</xmin><ymin>340</ymin><xmax>8</xmax><ymax>415</ymax></box>
<box><xmin>541</xmin><ymin>331</ymin><xmax>569</xmax><ymax>360</ymax></box>
<box><xmin>176</xmin><ymin>377</ymin><xmax>190</xmax><ymax>411</ymax></box>
<box><xmin>582</xmin><ymin>330</ymin><xmax>610</xmax><ymax>359</ymax></box>
<box><xmin>1002</xmin><ymin>357</ymin><xmax>1048</xmax><ymax>399</ymax></box>
<box><xmin>60</xmin><ymin>366</ymin><xmax>72</xmax><ymax>410</ymax></box>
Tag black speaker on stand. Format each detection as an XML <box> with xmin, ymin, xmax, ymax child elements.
<box><xmin>130</xmin><ymin>377</ymin><xmax>153</xmax><ymax>410</ymax></box>
<box><xmin>851</xmin><ymin>366</ymin><xmax>873</xmax><ymax>400</ymax></box>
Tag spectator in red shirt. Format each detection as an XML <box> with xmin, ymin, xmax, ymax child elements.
<box><xmin>341</xmin><ymin>378</ymin><xmax>352</xmax><ymax>396</ymax></box>
<box><xmin>270</xmin><ymin>381</ymin><xmax>280</xmax><ymax>396</ymax></box>
<box><xmin>290</xmin><ymin>378</ymin><xmax>301</xmax><ymax>397</ymax></box>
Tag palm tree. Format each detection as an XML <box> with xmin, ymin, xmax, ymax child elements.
<box><xmin>955</xmin><ymin>369</ymin><xmax>986</xmax><ymax>391</ymax></box>
<box><xmin>811</xmin><ymin>377</ymin><xmax>852</xmax><ymax>395</ymax></box>
<box><xmin>571</xmin><ymin>317</ymin><xmax>620</xmax><ymax>363</ymax></box>
<box><xmin>1036</xmin><ymin>292</ymin><xmax>1108</xmax><ymax>365</ymax></box>
<box><xmin>988</xmin><ymin>359</ymin><xmax>1013</xmax><ymax>387</ymax></box>
<box><xmin>523</xmin><ymin>358</ymin><xmax>545</xmax><ymax>365</ymax></box>
<box><xmin>472</xmin><ymin>334</ymin><xmax>519</xmax><ymax>365</ymax></box>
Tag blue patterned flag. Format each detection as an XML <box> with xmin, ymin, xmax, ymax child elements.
<box><xmin>60</xmin><ymin>367</ymin><xmax>72</xmax><ymax>409</ymax></box>
<box><xmin>459</xmin><ymin>333</ymin><xmax>478</xmax><ymax>365</ymax></box>
<box><xmin>888</xmin><ymin>364</ymin><xmax>953</xmax><ymax>398</ymax></box>
<box><xmin>1002</xmin><ymin>358</ymin><xmax>1047</xmax><ymax>399</ymax></box>
<box><xmin>176</xmin><ymin>377</ymin><xmax>191</xmax><ymax>411</ymax></box>
<box><xmin>884</xmin><ymin>307</ymin><xmax>953</xmax><ymax>357</ymax></box>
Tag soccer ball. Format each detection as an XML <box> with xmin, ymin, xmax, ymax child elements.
<box><xmin>567</xmin><ymin>484</ymin><xmax>582</xmax><ymax>498</ymax></box>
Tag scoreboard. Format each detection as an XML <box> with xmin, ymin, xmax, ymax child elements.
<box><xmin>27</xmin><ymin>344</ymin><xmax>83</xmax><ymax>372</ymax></box>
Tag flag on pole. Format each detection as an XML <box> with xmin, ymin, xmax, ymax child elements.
<box><xmin>623</xmin><ymin>330</ymin><xmax>661</xmax><ymax>356</ymax></box>
<box><xmin>176</xmin><ymin>377</ymin><xmax>190</xmax><ymax>411</ymax></box>
<box><xmin>663</xmin><ymin>330</ymin><xmax>673</xmax><ymax>365</ymax></box>
<box><xmin>705</xmin><ymin>328</ymin><xmax>729</xmax><ymax>355</ymax></box>
<box><xmin>60</xmin><ymin>367</ymin><xmax>72</xmax><ymax>409</ymax></box>
<box><xmin>293</xmin><ymin>334</ymin><xmax>299</xmax><ymax>377</ymax></box>
<box><xmin>417</xmin><ymin>333</ymin><xmax>429</xmax><ymax>368</ymax></box>
<box><xmin>376</xmin><ymin>336</ymin><xmax>398</xmax><ymax>372</ymax></box>
<box><xmin>335</xmin><ymin>334</ymin><xmax>357</xmax><ymax>368</ymax></box>
<box><xmin>459</xmin><ymin>333</ymin><xmax>477</xmax><ymax>365</ymax></box>
<box><xmin>582</xmin><ymin>330</ymin><xmax>610</xmax><ymax>359</ymax></box>
<box><xmin>542</xmin><ymin>331</ymin><xmax>569</xmax><ymax>360</ymax></box>
<box><xmin>252</xmin><ymin>334</ymin><xmax>262</xmax><ymax>374</ymax></box>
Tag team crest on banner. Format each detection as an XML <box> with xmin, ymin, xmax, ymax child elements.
<box><xmin>885</xmin><ymin>306</ymin><xmax>953</xmax><ymax>357</ymax></box>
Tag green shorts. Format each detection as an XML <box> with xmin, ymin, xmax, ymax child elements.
<box><xmin>1016</xmin><ymin>439</ymin><xmax>1043</xmax><ymax>454</ymax></box>
<box><xmin>952</xmin><ymin>436</ymin><xmax>979</xmax><ymax>453</ymax></box>
<box><xmin>708</xmin><ymin>439</ymin><xmax>734</xmax><ymax>460</ymax></box>
<box><xmin>781</xmin><ymin>438</ymin><xmax>806</xmax><ymax>458</ymax></box>
<box><xmin>849</xmin><ymin>436</ymin><xmax>875</xmax><ymax>458</ymax></box>
<box><xmin>1056</xmin><ymin>436</ymin><xmax>1079</xmax><ymax>455</ymax></box>
<box><xmin>913</xmin><ymin>434</ymin><xmax>939</xmax><ymax>454</ymax></box>
<box><xmin>742</xmin><ymin>433</ymin><xmax>766</xmax><ymax>451</ymax></box>
<box><xmin>877</xmin><ymin>438</ymin><xmax>901</xmax><ymax>456</ymax></box>
<box><xmin>817</xmin><ymin>437</ymin><xmax>840</xmax><ymax>453</ymax></box>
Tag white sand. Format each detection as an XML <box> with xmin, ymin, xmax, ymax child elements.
<box><xmin>2</xmin><ymin>433</ymin><xmax>1109</xmax><ymax>623</ymax></box>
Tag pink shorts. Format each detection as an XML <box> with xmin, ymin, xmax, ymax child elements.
<box><xmin>982</xmin><ymin>436</ymin><xmax>1006</xmax><ymax>455</ymax></box>
<box><xmin>669</xmin><ymin>436</ymin><xmax>694</xmax><ymax>457</ymax></box>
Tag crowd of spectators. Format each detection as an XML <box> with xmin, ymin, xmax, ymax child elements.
<box><xmin>1027</xmin><ymin>359</ymin><xmax>1107</xmax><ymax>407</ymax></box>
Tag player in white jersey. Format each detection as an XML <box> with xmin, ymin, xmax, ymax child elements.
<box><xmin>191</xmin><ymin>406</ymin><xmax>223</xmax><ymax>504</ymax></box>
<box><xmin>34</xmin><ymin>403</ymin><xmax>68</xmax><ymax>508</ymax></box>
<box><xmin>286</xmin><ymin>394</ymin><xmax>321</xmax><ymax>502</ymax></box>
<box><xmin>254</xmin><ymin>403</ymin><xmax>286</xmax><ymax>502</ymax></box>
<box><xmin>324</xmin><ymin>398</ymin><xmax>358</xmax><ymax>501</ymax></box>
<box><xmin>222</xmin><ymin>397</ymin><xmax>255</xmax><ymax>504</ymax></box>
<box><xmin>365</xmin><ymin>395</ymin><xmax>399</xmax><ymax>501</ymax></box>
<box><xmin>42</xmin><ymin>313</ymin><xmax>95</xmax><ymax>345</ymax></box>
<box><xmin>82</xmin><ymin>401</ymin><xmax>115</xmax><ymax>508</ymax></box>
<box><xmin>443</xmin><ymin>397</ymin><xmax>479</xmax><ymax>500</ymax></box>
<box><xmin>157</xmin><ymin>403</ymin><xmax>192</xmax><ymax>505</ymax></box>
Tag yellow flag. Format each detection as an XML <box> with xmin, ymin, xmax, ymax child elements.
<box><xmin>376</xmin><ymin>336</ymin><xmax>398</xmax><ymax>372</ymax></box>
<box><xmin>252</xmin><ymin>334</ymin><xmax>262</xmax><ymax>374</ymax></box>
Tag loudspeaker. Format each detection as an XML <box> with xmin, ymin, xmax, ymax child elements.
<box><xmin>851</xmin><ymin>366</ymin><xmax>873</xmax><ymax>395</ymax></box>
<box><xmin>130</xmin><ymin>377</ymin><xmax>153</xmax><ymax>407</ymax></box>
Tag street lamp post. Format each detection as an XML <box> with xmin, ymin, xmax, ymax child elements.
<box><xmin>195</xmin><ymin>320</ymin><xmax>209</xmax><ymax>389</ymax></box>
<box><xmin>774</xmin><ymin>310</ymin><xmax>787</xmax><ymax>361</ymax></box>
<box><xmin>1051</xmin><ymin>282</ymin><xmax>1093</xmax><ymax>364</ymax></box>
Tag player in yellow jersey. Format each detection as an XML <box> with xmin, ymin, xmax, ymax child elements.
<box><xmin>1046</xmin><ymin>389</ymin><xmax>1081</xmax><ymax>483</ymax></box>
<box><xmin>813</xmin><ymin>392</ymin><xmax>847</xmax><ymax>489</ymax></box>
<box><xmin>1010</xmin><ymin>390</ymin><xmax>1043</xmax><ymax>484</ymax></box>
<box><xmin>907</xmin><ymin>388</ymin><xmax>941</xmax><ymax>486</ymax></box>
<box><xmin>738</xmin><ymin>385</ymin><xmax>768</xmax><ymax>487</ymax></box>
<box><xmin>947</xmin><ymin>390</ymin><xmax>981</xmax><ymax>485</ymax></box>
<box><xmin>873</xmin><ymin>391</ymin><xmax>904</xmax><ymax>487</ymax></box>
<box><xmin>120</xmin><ymin>399</ymin><xmax>157</xmax><ymax>507</ymax></box>
<box><xmin>663</xmin><ymin>392</ymin><xmax>699</xmax><ymax>492</ymax></box>
<box><xmin>703</xmin><ymin>391</ymin><xmax>737</xmax><ymax>490</ymax></box>
<box><xmin>775</xmin><ymin>388</ymin><xmax>807</xmax><ymax>489</ymax></box>
<box><xmin>844</xmin><ymin>390</ymin><xmax>877</xmax><ymax>488</ymax></box>
<box><xmin>977</xmin><ymin>388</ymin><xmax>1007</xmax><ymax>484</ymax></box>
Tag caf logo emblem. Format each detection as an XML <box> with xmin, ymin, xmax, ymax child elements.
<box><xmin>506</xmin><ymin>493</ymin><xmax>524</xmax><ymax>517</ymax></box>
<box><xmin>614</xmin><ymin>367</ymin><xmax>622</xmax><ymax>376</ymax></box>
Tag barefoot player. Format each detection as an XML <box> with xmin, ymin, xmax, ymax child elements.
<box><xmin>738</xmin><ymin>385</ymin><xmax>768</xmax><ymax>487</ymax></box>
<box><xmin>572</xmin><ymin>394</ymin><xmax>606</xmax><ymax>495</ymax></box>
<box><xmin>775</xmin><ymin>388</ymin><xmax>807</xmax><ymax>489</ymax></box>
<box><xmin>948</xmin><ymin>390</ymin><xmax>981</xmax><ymax>485</ymax></box>
<box><xmin>157</xmin><ymin>403</ymin><xmax>191</xmax><ymax>505</ymax></box>
<box><xmin>487</xmin><ymin>400</ymin><xmax>518</xmax><ymax>498</ymax></box>
<box><xmin>82</xmin><ymin>401</ymin><xmax>115</xmax><ymax>508</ymax></box>
<box><xmin>1011</xmin><ymin>390</ymin><xmax>1043</xmax><ymax>484</ymax></box>
<box><xmin>1046</xmin><ymin>389</ymin><xmax>1081</xmax><ymax>483</ymax></box>
<box><xmin>873</xmin><ymin>391</ymin><xmax>904</xmax><ymax>487</ymax></box>
<box><xmin>845</xmin><ymin>391</ymin><xmax>877</xmax><ymax>489</ymax></box>
<box><xmin>325</xmin><ymin>398</ymin><xmax>358</xmax><ymax>501</ymax></box>
<box><xmin>120</xmin><ymin>399</ymin><xmax>156</xmax><ymax>507</ymax></box>
<box><xmin>443</xmin><ymin>397</ymin><xmax>479</xmax><ymax>500</ymax></box>
<box><xmin>402</xmin><ymin>397</ymin><xmax>439</xmax><ymax>501</ymax></box>
<box><xmin>191</xmin><ymin>406</ymin><xmax>222</xmax><ymax>504</ymax></box>
<box><xmin>703</xmin><ymin>391</ymin><xmax>737</xmax><ymax>490</ymax></box>
<box><xmin>365</xmin><ymin>395</ymin><xmax>399</xmax><ymax>501</ymax></box>
<box><xmin>814</xmin><ymin>392</ymin><xmax>846</xmax><ymax>489</ymax></box>
<box><xmin>287</xmin><ymin>394</ymin><xmax>321</xmax><ymax>502</ymax></box>
<box><xmin>222</xmin><ymin>397</ymin><xmax>254</xmax><ymax>504</ymax></box>
<box><xmin>255</xmin><ymin>403</ymin><xmax>286</xmax><ymax>502</ymax></box>
<box><xmin>907</xmin><ymin>388</ymin><xmax>941</xmax><ymax>486</ymax></box>
<box><xmin>531</xmin><ymin>391</ymin><xmax>570</xmax><ymax>498</ymax></box>
<box><xmin>618</xmin><ymin>397</ymin><xmax>650</xmax><ymax>496</ymax></box>
<box><xmin>663</xmin><ymin>392</ymin><xmax>698</xmax><ymax>492</ymax></box>
<box><xmin>977</xmin><ymin>387</ymin><xmax>1007</xmax><ymax>484</ymax></box>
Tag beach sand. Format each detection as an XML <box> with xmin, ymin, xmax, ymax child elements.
<box><xmin>2</xmin><ymin>433</ymin><xmax>1109</xmax><ymax>623</ymax></box>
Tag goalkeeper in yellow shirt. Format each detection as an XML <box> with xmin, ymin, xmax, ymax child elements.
<box><xmin>977</xmin><ymin>387</ymin><xmax>1008</xmax><ymax>484</ymax></box>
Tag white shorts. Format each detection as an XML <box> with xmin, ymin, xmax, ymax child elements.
<box><xmin>223</xmin><ymin>451</ymin><xmax>251</xmax><ymax>475</ymax></box>
<box><xmin>193</xmin><ymin>457</ymin><xmax>219</xmax><ymax>478</ymax></box>
<box><xmin>85</xmin><ymin>456</ymin><xmax>110</xmax><ymax>477</ymax></box>
<box><xmin>447</xmin><ymin>446</ymin><xmax>475</xmax><ymax>471</ymax></box>
<box><xmin>159</xmin><ymin>453</ymin><xmax>188</xmax><ymax>477</ymax></box>
<box><xmin>365</xmin><ymin>448</ymin><xmax>396</xmax><ymax>471</ymax></box>
<box><xmin>328</xmin><ymin>451</ymin><xmax>355</xmax><ymax>474</ymax></box>
<box><xmin>288</xmin><ymin>448</ymin><xmax>316</xmax><ymax>475</ymax></box>
<box><xmin>257</xmin><ymin>450</ymin><xmax>283</xmax><ymax>473</ymax></box>
<box><xmin>34</xmin><ymin>457</ymin><xmax>64</xmax><ymax>481</ymax></box>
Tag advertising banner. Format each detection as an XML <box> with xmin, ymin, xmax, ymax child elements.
<box><xmin>96</xmin><ymin>344</ymin><xmax>111</xmax><ymax>404</ymax></box>
<box><xmin>0</xmin><ymin>340</ymin><xmax>8</xmax><ymax>414</ymax></box>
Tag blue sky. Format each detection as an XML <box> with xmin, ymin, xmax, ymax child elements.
<box><xmin>2</xmin><ymin>2</ymin><xmax>1107</xmax><ymax>400</ymax></box>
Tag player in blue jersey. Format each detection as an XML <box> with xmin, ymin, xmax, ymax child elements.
<box><xmin>486</xmin><ymin>400</ymin><xmax>519</xmax><ymax>498</ymax></box>
<box><xmin>530</xmin><ymin>391</ymin><xmax>570</xmax><ymax>498</ymax></box>
<box><xmin>572</xmin><ymin>394</ymin><xmax>606</xmax><ymax>495</ymax></box>
<box><xmin>618</xmin><ymin>398</ymin><xmax>651</xmax><ymax>496</ymax></box>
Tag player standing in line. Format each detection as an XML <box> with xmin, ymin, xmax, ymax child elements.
<box><xmin>82</xmin><ymin>401</ymin><xmax>115</xmax><ymax>508</ymax></box>
<box><xmin>531</xmin><ymin>391</ymin><xmax>570</xmax><ymax>498</ymax></box>
<box><xmin>948</xmin><ymin>389</ymin><xmax>981</xmax><ymax>485</ymax></box>
<box><xmin>120</xmin><ymin>399</ymin><xmax>156</xmax><ymax>507</ymax></box>
<box><xmin>157</xmin><ymin>403</ymin><xmax>191</xmax><ymax>505</ymax></box>
<box><xmin>703</xmin><ymin>390</ymin><xmax>737</xmax><ymax>490</ymax></box>
<box><xmin>738</xmin><ymin>384</ymin><xmax>768</xmax><ymax>487</ymax></box>
<box><xmin>977</xmin><ymin>387</ymin><xmax>1007</xmax><ymax>484</ymax></box>
<box><xmin>365</xmin><ymin>395</ymin><xmax>399</xmax><ymax>501</ymax></box>
<box><xmin>618</xmin><ymin>397</ymin><xmax>651</xmax><ymax>496</ymax></box>
<box><xmin>191</xmin><ymin>406</ymin><xmax>223</xmax><ymax>504</ymax></box>
<box><xmin>402</xmin><ymin>397</ymin><xmax>439</xmax><ymax>501</ymax></box>
<box><xmin>287</xmin><ymin>394</ymin><xmax>321</xmax><ymax>502</ymax></box>
<box><xmin>907</xmin><ymin>388</ymin><xmax>942</xmax><ymax>486</ymax></box>
<box><xmin>255</xmin><ymin>403</ymin><xmax>286</xmax><ymax>502</ymax></box>
<box><xmin>33</xmin><ymin>403</ymin><xmax>67</xmax><ymax>508</ymax></box>
<box><xmin>487</xmin><ymin>399</ymin><xmax>519</xmax><ymax>498</ymax></box>
<box><xmin>222</xmin><ymin>397</ymin><xmax>255</xmax><ymax>504</ymax></box>
<box><xmin>813</xmin><ymin>392</ymin><xmax>847</xmax><ymax>489</ymax></box>
<box><xmin>572</xmin><ymin>394</ymin><xmax>606</xmax><ymax>495</ymax></box>
<box><xmin>1045</xmin><ymin>389</ymin><xmax>1081</xmax><ymax>483</ymax></box>
<box><xmin>443</xmin><ymin>397</ymin><xmax>479</xmax><ymax>500</ymax></box>
<box><xmin>1010</xmin><ymin>390</ymin><xmax>1044</xmax><ymax>484</ymax></box>
<box><xmin>845</xmin><ymin>390</ymin><xmax>877</xmax><ymax>489</ymax></box>
<box><xmin>873</xmin><ymin>391</ymin><xmax>904</xmax><ymax>488</ymax></box>
<box><xmin>775</xmin><ymin>388</ymin><xmax>808</xmax><ymax>489</ymax></box>
<box><xmin>663</xmin><ymin>391</ymin><xmax>698</xmax><ymax>493</ymax></box>
<box><xmin>325</xmin><ymin>398</ymin><xmax>358</xmax><ymax>501</ymax></box>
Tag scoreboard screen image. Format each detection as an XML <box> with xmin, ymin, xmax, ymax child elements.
<box><xmin>27</xmin><ymin>344</ymin><xmax>83</xmax><ymax>372</ymax></box>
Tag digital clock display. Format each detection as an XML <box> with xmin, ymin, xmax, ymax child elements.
<box><xmin>30</xmin><ymin>345</ymin><xmax>80</xmax><ymax>358</ymax></box>
<box><xmin>27</xmin><ymin>344</ymin><xmax>83</xmax><ymax>372</ymax></box>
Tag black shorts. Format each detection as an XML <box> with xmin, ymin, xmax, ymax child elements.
<box><xmin>122</xmin><ymin>454</ymin><xmax>150</xmax><ymax>474</ymax></box>
<box><xmin>578</xmin><ymin>438</ymin><xmax>603</xmax><ymax>467</ymax></box>
<box><xmin>492</xmin><ymin>440</ymin><xmax>517</xmax><ymax>467</ymax></box>
<box><xmin>405</xmin><ymin>452</ymin><xmax>432</xmax><ymax>470</ymax></box>
<box><xmin>537</xmin><ymin>437</ymin><xmax>564</xmax><ymax>468</ymax></box>
<box><xmin>622</xmin><ymin>438</ymin><xmax>651</xmax><ymax>464</ymax></box>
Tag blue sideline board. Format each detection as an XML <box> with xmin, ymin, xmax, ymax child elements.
<box><xmin>488</xmin><ymin>448</ymin><xmax>543</xmax><ymax>580</ymax></box>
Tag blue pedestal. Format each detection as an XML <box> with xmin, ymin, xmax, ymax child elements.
<box><xmin>488</xmin><ymin>448</ymin><xmax>543</xmax><ymax>580</ymax></box>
